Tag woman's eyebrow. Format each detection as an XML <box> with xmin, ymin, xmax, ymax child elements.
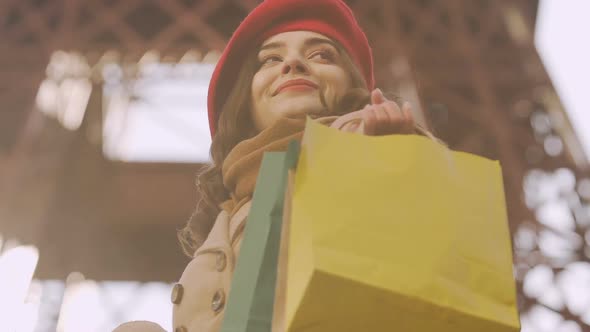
<box><xmin>259</xmin><ymin>37</ymin><xmax>339</xmax><ymax>53</ymax></box>
<box><xmin>259</xmin><ymin>41</ymin><xmax>285</xmax><ymax>52</ymax></box>
<box><xmin>304</xmin><ymin>38</ymin><xmax>340</xmax><ymax>52</ymax></box>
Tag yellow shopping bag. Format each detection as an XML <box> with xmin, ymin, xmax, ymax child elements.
<box><xmin>275</xmin><ymin>118</ymin><xmax>520</xmax><ymax>332</ymax></box>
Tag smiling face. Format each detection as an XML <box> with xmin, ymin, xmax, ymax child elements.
<box><xmin>250</xmin><ymin>31</ymin><xmax>353</xmax><ymax>131</ymax></box>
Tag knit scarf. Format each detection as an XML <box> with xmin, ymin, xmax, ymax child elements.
<box><xmin>220</xmin><ymin>115</ymin><xmax>337</xmax><ymax>216</ymax></box>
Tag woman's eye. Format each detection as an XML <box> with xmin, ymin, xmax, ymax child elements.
<box><xmin>260</xmin><ymin>55</ymin><xmax>281</xmax><ymax>65</ymax></box>
<box><xmin>310</xmin><ymin>50</ymin><xmax>335</xmax><ymax>62</ymax></box>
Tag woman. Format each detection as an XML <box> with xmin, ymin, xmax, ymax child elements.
<box><xmin>115</xmin><ymin>0</ymin><xmax>420</xmax><ymax>331</ymax></box>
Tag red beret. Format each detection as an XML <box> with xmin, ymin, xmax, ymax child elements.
<box><xmin>207</xmin><ymin>0</ymin><xmax>374</xmax><ymax>137</ymax></box>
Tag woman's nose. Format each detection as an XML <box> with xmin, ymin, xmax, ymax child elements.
<box><xmin>281</xmin><ymin>57</ymin><xmax>309</xmax><ymax>75</ymax></box>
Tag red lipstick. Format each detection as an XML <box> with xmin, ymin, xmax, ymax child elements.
<box><xmin>274</xmin><ymin>79</ymin><xmax>318</xmax><ymax>95</ymax></box>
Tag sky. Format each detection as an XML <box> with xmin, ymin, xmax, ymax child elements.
<box><xmin>535</xmin><ymin>0</ymin><xmax>590</xmax><ymax>163</ymax></box>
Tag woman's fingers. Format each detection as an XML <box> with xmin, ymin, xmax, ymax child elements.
<box><xmin>362</xmin><ymin>104</ymin><xmax>377</xmax><ymax>135</ymax></box>
<box><xmin>381</xmin><ymin>101</ymin><xmax>403</xmax><ymax>134</ymax></box>
<box><xmin>365</xmin><ymin>101</ymin><xmax>415</xmax><ymax>136</ymax></box>
<box><xmin>370</xmin><ymin>102</ymin><xmax>401</xmax><ymax>135</ymax></box>
<box><xmin>371</xmin><ymin>88</ymin><xmax>386</xmax><ymax>105</ymax></box>
<box><xmin>330</xmin><ymin>108</ymin><xmax>365</xmax><ymax>133</ymax></box>
<box><xmin>371</xmin><ymin>104</ymin><xmax>390</xmax><ymax>135</ymax></box>
<box><xmin>341</xmin><ymin>120</ymin><xmax>362</xmax><ymax>133</ymax></box>
<box><xmin>330</xmin><ymin>110</ymin><xmax>361</xmax><ymax>130</ymax></box>
<box><xmin>331</xmin><ymin>100</ymin><xmax>416</xmax><ymax>136</ymax></box>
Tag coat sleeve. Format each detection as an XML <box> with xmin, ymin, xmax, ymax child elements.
<box><xmin>112</xmin><ymin>321</ymin><xmax>167</xmax><ymax>332</ymax></box>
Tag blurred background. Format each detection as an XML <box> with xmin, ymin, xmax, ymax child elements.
<box><xmin>0</xmin><ymin>0</ymin><xmax>589</xmax><ymax>331</ymax></box>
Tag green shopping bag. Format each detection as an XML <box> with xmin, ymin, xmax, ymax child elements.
<box><xmin>220</xmin><ymin>142</ymin><xmax>299</xmax><ymax>332</ymax></box>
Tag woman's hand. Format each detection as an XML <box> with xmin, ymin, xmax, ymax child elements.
<box><xmin>330</xmin><ymin>89</ymin><xmax>415</xmax><ymax>135</ymax></box>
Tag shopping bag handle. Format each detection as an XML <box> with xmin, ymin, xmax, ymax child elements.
<box><xmin>285</xmin><ymin>140</ymin><xmax>300</xmax><ymax>170</ymax></box>
<box><xmin>332</xmin><ymin>115</ymin><xmax>434</xmax><ymax>138</ymax></box>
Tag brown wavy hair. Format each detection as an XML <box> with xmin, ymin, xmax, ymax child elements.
<box><xmin>177</xmin><ymin>42</ymin><xmax>438</xmax><ymax>256</ymax></box>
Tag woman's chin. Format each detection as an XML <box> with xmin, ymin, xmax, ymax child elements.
<box><xmin>274</xmin><ymin>101</ymin><xmax>326</xmax><ymax>118</ymax></box>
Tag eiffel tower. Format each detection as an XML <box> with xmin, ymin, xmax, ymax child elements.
<box><xmin>1</xmin><ymin>0</ymin><xmax>588</xmax><ymax>330</ymax></box>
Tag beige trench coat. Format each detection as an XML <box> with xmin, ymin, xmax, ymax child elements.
<box><xmin>114</xmin><ymin>201</ymin><xmax>251</xmax><ymax>332</ymax></box>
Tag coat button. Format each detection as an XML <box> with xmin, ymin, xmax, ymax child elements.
<box><xmin>175</xmin><ymin>326</ymin><xmax>188</xmax><ymax>332</ymax></box>
<box><xmin>171</xmin><ymin>283</ymin><xmax>184</xmax><ymax>305</ymax></box>
<box><xmin>215</xmin><ymin>251</ymin><xmax>227</xmax><ymax>272</ymax></box>
<box><xmin>211</xmin><ymin>289</ymin><xmax>226</xmax><ymax>313</ymax></box>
